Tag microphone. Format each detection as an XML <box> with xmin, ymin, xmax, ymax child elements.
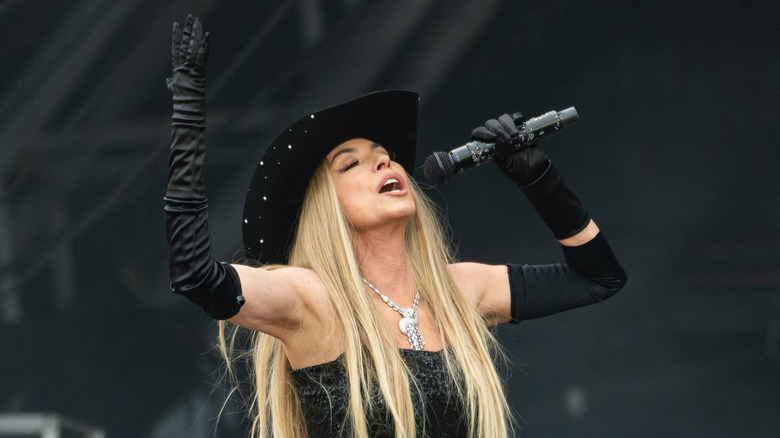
<box><xmin>423</xmin><ymin>107</ymin><xmax>580</xmax><ymax>184</ymax></box>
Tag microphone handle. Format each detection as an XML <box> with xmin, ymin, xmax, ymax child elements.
<box><xmin>452</xmin><ymin>107</ymin><xmax>580</xmax><ymax>175</ymax></box>
<box><xmin>423</xmin><ymin>107</ymin><xmax>579</xmax><ymax>185</ymax></box>
<box><xmin>513</xmin><ymin>107</ymin><xmax>579</xmax><ymax>148</ymax></box>
<box><xmin>448</xmin><ymin>140</ymin><xmax>495</xmax><ymax>173</ymax></box>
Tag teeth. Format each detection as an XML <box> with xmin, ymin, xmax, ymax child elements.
<box><xmin>381</xmin><ymin>178</ymin><xmax>401</xmax><ymax>193</ymax></box>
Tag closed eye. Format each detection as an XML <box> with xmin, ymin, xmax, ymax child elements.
<box><xmin>342</xmin><ymin>159</ymin><xmax>359</xmax><ymax>172</ymax></box>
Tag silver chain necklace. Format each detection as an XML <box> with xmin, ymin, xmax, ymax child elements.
<box><xmin>361</xmin><ymin>278</ymin><xmax>425</xmax><ymax>351</ymax></box>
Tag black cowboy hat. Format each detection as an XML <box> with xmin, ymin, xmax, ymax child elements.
<box><xmin>242</xmin><ymin>90</ymin><xmax>420</xmax><ymax>264</ymax></box>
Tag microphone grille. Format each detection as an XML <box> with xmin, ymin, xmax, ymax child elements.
<box><xmin>423</xmin><ymin>152</ymin><xmax>454</xmax><ymax>185</ymax></box>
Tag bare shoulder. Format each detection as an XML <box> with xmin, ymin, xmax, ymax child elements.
<box><xmin>449</xmin><ymin>262</ymin><xmax>512</xmax><ymax>325</ymax></box>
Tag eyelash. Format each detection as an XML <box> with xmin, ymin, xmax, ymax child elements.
<box><xmin>342</xmin><ymin>160</ymin><xmax>359</xmax><ymax>172</ymax></box>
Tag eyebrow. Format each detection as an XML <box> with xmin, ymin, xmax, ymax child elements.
<box><xmin>329</xmin><ymin>142</ymin><xmax>385</xmax><ymax>166</ymax></box>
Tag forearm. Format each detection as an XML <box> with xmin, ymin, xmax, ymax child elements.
<box><xmin>165</xmin><ymin>197</ymin><xmax>244</xmax><ymax>319</ymax></box>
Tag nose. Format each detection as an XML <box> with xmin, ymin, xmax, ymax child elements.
<box><xmin>374</xmin><ymin>151</ymin><xmax>391</xmax><ymax>171</ymax></box>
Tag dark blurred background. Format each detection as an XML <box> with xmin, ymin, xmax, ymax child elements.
<box><xmin>1</xmin><ymin>0</ymin><xmax>778</xmax><ymax>437</ymax></box>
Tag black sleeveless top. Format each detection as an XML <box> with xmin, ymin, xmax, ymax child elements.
<box><xmin>288</xmin><ymin>233</ymin><xmax>628</xmax><ymax>436</ymax></box>
<box><xmin>290</xmin><ymin>349</ymin><xmax>468</xmax><ymax>437</ymax></box>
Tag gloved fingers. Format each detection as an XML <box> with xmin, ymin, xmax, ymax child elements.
<box><xmin>510</xmin><ymin>112</ymin><xmax>526</xmax><ymax>125</ymax></box>
<box><xmin>196</xmin><ymin>31</ymin><xmax>210</xmax><ymax>70</ymax></box>
<box><xmin>171</xmin><ymin>22</ymin><xmax>182</xmax><ymax>68</ymax></box>
<box><xmin>168</xmin><ymin>15</ymin><xmax>208</xmax><ymax>94</ymax></box>
<box><xmin>497</xmin><ymin>113</ymin><xmax>519</xmax><ymax>137</ymax></box>
<box><xmin>189</xmin><ymin>18</ymin><xmax>204</xmax><ymax>67</ymax></box>
<box><xmin>180</xmin><ymin>15</ymin><xmax>195</xmax><ymax>63</ymax></box>
<box><xmin>484</xmin><ymin>118</ymin><xmax>503</xmax><ymax>136</ymax></box>
<box><xmin>485</xmin><ymin>117</ymin><xmax>517</xmax><ymax>146</ymax></box>
<box><xmin>471</xmin><ymin>126</ymin><xmax>496</xmax><ymax>142</ymax></box>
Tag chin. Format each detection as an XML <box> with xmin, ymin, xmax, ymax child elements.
<box><xmin>377</xmin><ymin>206</ymin><xmax>416</xmax><ymax>230</ymax></box>
<box><xmin>394</xmin><ymin>201</ymin><xmax>417</xmax><ymax>220</ymax></box>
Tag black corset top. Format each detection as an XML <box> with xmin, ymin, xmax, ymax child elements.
<box><xmin>290</xmin><ymin>349</ymin><xmax>468</xmax><ymax>437</ymax></box>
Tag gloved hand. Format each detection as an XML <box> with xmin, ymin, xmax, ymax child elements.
<box><xmin>166</xmin><ymin>14</ymin><xmax>209</xmax><ymax>199</ymax></box>
<box><xmin>471</xmin><ymin>113</ymin><xmax>550</xmax><ymax>187</ymax></box>
<box><xmin>472</xmin><ymin>112</ymin><xmax>590</xmax><ymax>240</ymax></box>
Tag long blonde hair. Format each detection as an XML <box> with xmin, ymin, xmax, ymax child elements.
<box><xmin>219</xmin><ymin>161</ymin><xmax>512</xmax><ymax>437</ymax></box>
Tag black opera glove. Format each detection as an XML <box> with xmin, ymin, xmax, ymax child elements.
<box><xmin>166</xmin><ymin>14</ymin><xmax>209</xmax><ymax>199</ymax></box>
<box><xmin>472</xmin><ymin>113</ymin><xmax>590</xmax><ymax>240</ymax></box>
<box><xmin>164</xmin><ymin>16</ymin><xmax>244</xmax><ymax>320</ymax></box>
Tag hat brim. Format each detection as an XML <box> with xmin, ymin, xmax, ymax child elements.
<box><xmin>242</xmin><ymin>90</ymin><xmax>419</xmax><ymax>264</ymax></box>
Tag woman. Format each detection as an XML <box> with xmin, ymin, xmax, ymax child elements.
<box><xmin>164</xmin><ymin>15</ymin><xmax>627</xmax><ymax>438</ymax></box>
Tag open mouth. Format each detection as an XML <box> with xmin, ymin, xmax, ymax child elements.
<box><xmin>379</xmin><ymin>178</ymin><xmax>402</xmax><ymax>193</ymax></box>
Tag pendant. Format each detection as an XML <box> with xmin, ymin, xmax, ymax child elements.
<box><xmin>398</xmin><ymin>316</ymin><xmax>418</xmax><ymax>335</ymax></box>
<box><xmin>399</xmin><ymin>309</ymin><xmax>425</xmax><ymax>350</ymax></box>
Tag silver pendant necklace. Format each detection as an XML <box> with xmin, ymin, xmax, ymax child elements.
<box><xmin>362</xmin><ymin>278</ymin><xmax>425</xmax><ymax>351</ymax></box>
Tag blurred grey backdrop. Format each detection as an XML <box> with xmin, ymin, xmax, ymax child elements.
<box><xmin>1</xmin><ymin>0</ymin><xmax>779</xmax><ymax>437</ymax></box>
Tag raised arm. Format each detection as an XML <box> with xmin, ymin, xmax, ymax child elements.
<box><xmin>163</xmin><ymin>15</ymin><xmax>245</xmax><ymax>321</ymax></box>
<box><xmin>162</xmin><ymin>16</ymin><xmax>320</xmax><ymax>339</ymax></box>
